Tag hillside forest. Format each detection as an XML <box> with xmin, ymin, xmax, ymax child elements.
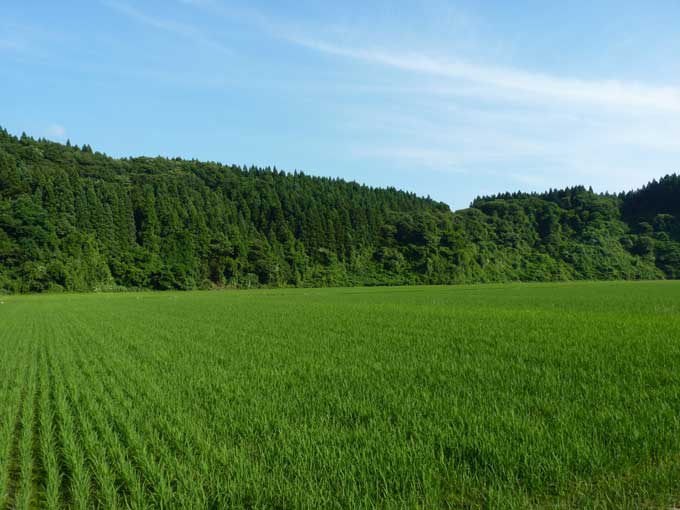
<box><xmin>1</xmin><ymin>127</ymin><xmax>678</xmax><ymax>293</ymax></box>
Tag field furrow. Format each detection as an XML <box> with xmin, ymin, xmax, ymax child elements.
<box><xmin>11</xmin><ymin>347</ymin><xmax>39</xmax><ymax>510</ymax></box>
<box><xmin>1</xmin><ymin>365</ymin><xmax>29</xmax><ymax>510</ymax></box>
<box><xmin>48</xmin><ymin>348</ymin><xmax>91</xmax><ymax>510</ymax></box>
<box><xmin>37</xmin><ymin>344</ymin><xmax>62</xmax><ymax>510</ymax></box>
<box><xmin>0</xmin><ymin>350</ymin><xmax>27</xmax><ymax>509</ymax></box>
<box><xmin>63</xmin><ymin>320</ymin><xmax>206</xmax><ymax>508</ymax></box>
<box><xmin>53</xmin><ymin>344</ymin><xmax>118</xmax><ymax>509</ymax></box>
<box><xmin>1</xmin><ymin>283</ymin><xmax>680</xmax><ymax>509</ymax></box>
<box><xmin>58</xmin><ymin>333</ymin><xmax>150</xmax><ymax>509</ymax></box>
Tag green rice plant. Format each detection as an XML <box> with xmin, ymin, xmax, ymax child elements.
<box><xmin>49</xmin><ymin>350</ymin><xmax>91</xmax><ymax>510</ymax></box>
<box><xmin>54</xmin><ymin>342</ymin><xmax>119</xmax><ymax>509</ymax></box>
<box><xmin>37</xmin><ymin>345</ymin><xmax>62</xmax><ymax>510</ymax></box>
<box><xmin>13</xmin><ymin>349</ymin><xmax>38</xmax><ymax>510</ymax></box>
<box><xmin>0</xmin><ymin>365</ymin><xmax>29</xmax><ymax>509</ymax></box>
<box><xmin>74</xmin><ymin>373</ymin><xmax>147</xmax><ymax>510</ymax></box>
<box><xmin>65</xmin><ymin>315</ymin><xmax>222</xmax><ymax>508</ymax></box>
<box><xmin>1</xmin><ymin>282</ymin><xmax>680</xmax><ymax>509</ymax></box>
<box><xmin>0</xmin><ymin>305</ymin><xmax>33</xmax><ymax>507</ymax></box>
<box><xmin>70</xmin><ymin>344</ymin><xmax>160</xmax><ymax>508</ymax></box>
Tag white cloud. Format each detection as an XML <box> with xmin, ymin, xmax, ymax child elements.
<box><xmin>98</xmin><ymin>1</ymin><xmax>680</xmax><ymax>203</ymax></box>
<box><xmin>279</xmin><ymin>33</ymin><xmax>680</xmax><ymax>199</ymax></box>
<box><xmin>101</xmin><ymin>0</ymin><xmax>232</xmax><ymax>55</ymax></box>
<box><xmin>291</xmin><ymin>38</ymin><xmax>680</xmax><ymax>114</ymax></box>
<box><xmin>173</xmin><ymin>2</ymin><xmax>680</xmax><ymax>114</ymax></box>
<box><xmin>45</xmin><ymin>124</ymin><xmax>66</xmax><ymax>139</ymax></box>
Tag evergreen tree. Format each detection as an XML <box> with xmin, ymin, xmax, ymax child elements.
<box><xmin>0</xmin><ymin>126</ymin><xmax>677</xmax><ymax>293</ymax></box>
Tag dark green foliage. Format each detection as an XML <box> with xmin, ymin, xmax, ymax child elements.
<box><xmin>0</xmin><ymin>127</ymin><xmax>678</xmax><ymax>292</ymax></box>
<box><xmin>620</xmin><ymin>175</ymin><xmax>680</xmax><ymax>278</ymax></box>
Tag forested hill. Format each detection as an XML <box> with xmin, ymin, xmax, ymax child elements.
<box><xmin>1</xmin><ymin>127</ymin><xmax>679</xmax><ymax>292</ymax></box>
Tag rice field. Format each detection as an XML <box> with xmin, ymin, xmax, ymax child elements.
<box><xmin>1</xmin><ymin>281</ymin><xmax>680</xmax><ymax>509</ymax></box>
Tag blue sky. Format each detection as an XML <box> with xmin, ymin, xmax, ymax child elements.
<box><xmin>2</xmin><ymin>1</ymin><xmax>680</xmax><ymax>208</ymax></box>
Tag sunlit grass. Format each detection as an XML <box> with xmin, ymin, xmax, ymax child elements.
<box><xmin>1</xmin><ymin>281</ymin><xmax>679</xmax><ymax>509</ymax></box>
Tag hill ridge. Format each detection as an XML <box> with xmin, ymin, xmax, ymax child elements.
<box><xmin>1</xmin><ymin>127</ymin><xmax>678</xmax><ymax>292</ymax></box>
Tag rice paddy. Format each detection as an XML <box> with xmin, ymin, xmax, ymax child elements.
<box><xmin>1</xmin><ymin>281</ymin><xmax>680</xmax><ymax>509</ymax></box>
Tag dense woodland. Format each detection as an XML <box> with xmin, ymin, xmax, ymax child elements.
<box><xmin>1</xmin><ymin>127</ymin><xmax>678</xmax><ymax>292</ymax></box>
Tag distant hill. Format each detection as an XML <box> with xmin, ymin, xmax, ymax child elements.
<box><xmin>1</xmin><ymin>127</ymin><xmax>678</xmax><ymax>292</ymax></box>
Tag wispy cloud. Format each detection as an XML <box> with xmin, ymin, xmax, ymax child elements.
<box><xmin>101</xmin><ymin>0</ymin><xmax>232</xmax><ymax>55</ymax></box>
<box><xmin>174</xmin><ymin>1</ymin><xmax>680</xmax><ymax>114</ymax></box>
<box><xmin>171</xmin><ymin>1</ymin><xmax>680</xmax><ymax>200</ymax></box>
<box><xmin>72</xmin><ymin>2</ymin><xmax>680</xmax><ymax>203</ymax></box>
<box><xmin>291</xmin><ymin>38</ymin><xmax>680</xmax><ymax>113</ymax></box>
<box><xmin>45</xmin><ymin>124</ymin><xmax>66</xmax><ymax>140</ymax></box>
<box><xmin>336</xmin><ymin>75</ymin><xmax>680</xmax><ymax>198</ymax></box>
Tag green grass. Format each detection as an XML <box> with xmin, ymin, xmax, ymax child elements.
<box><xmin>1</xmin><ymin>281</ymin><xmax>680</xmax><ymax>509</ymax></box>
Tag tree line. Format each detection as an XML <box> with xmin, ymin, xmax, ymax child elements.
<box><xmin>0</xmin><ymin>127</ymin><xmax>678</xmax><ymax>292</ymax></box>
